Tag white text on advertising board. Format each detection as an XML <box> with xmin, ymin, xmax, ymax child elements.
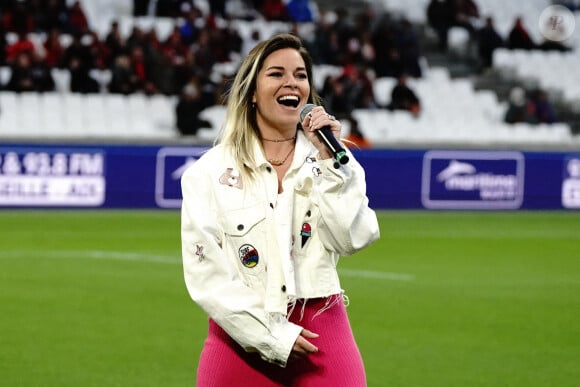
<box><xmin>0</xmin><ymin>151</ymin><xmax>105</xmax><ymax>206</ymax></box>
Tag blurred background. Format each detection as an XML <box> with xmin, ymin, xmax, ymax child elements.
<box><xmin>0</xmin><ymin>0</ymin><xmax>578</xmax><ymax>146</ymax></box>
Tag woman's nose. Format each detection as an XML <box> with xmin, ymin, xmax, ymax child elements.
<box><xmin>284</xmin><ymin>75</ymin><xmax>298</xmax><ymax>87</ymax></box>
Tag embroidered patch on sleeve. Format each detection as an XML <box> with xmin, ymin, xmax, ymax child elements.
<box><xmin>219</xmin><ymin>168</ymin><xmax>243</xmax><ymax>189</ymax></box>
<box><xmin>195</xmin><ymin>244</ymin><xmax>205</xmax><ymax>262</ymax></box>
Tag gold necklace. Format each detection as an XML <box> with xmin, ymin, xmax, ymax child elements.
<box><xmin>261</xmin><ymin>132</ymin><xmax>297</xmax><ymax>143</ymax></box>
<box><xmin>267</xmin><ymin>145</ymin><xmax>295</xmax><ymax>166</ymax></box>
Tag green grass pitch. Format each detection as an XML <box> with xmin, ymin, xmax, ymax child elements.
<box><xmin>1</xmin><ymin>210</ymin><xmax>579</xmax><ymax>386</ymax></box>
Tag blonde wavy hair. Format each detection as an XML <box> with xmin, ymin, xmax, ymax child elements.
<box><xmin>216</xmin><ymin>33</ymin><xmax>321</xmax><ymax>181</ymax></box>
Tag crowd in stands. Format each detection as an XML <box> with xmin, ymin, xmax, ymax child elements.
<box><xmin>0</xmin><ymin>0</ymin><xmax>575</xmax><ymax>137</ymax></box>
<box><xmin>504</xmin><ymin>86</ymin><xmax>558</xmax><ymax>125</ymax></box>
<box><xmin>427</xmin><ymin>0</ymin><xmax>573</xmax><ymax>70</ymax></box>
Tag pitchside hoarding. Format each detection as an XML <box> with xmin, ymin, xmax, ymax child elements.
<box><xmin>0</xmin><ymin>144</ymin><xmax>578</xmax><ymax>210</ymax></box>
<box><xmin>0</xmin><ymin>146</ymin><xmax>106</xmax><ymax>206</ymax></box>
<box><xmin>420</xmin><ymin>150</ymin><xmax>525</xmax><ymax>210</ymax></box>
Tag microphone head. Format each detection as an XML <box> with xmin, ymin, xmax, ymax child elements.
<box><xmin>299</xmin><ymin>104</ymin><xmax>316</xmax><ymax>121</ymax></box>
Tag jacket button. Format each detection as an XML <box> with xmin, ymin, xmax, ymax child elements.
<box><xmin>269</xmin><ymin>203</ymin><xmax>274</xmax><ymax>209</ymax></box>
<box><xmin>281</xmin><ymin>285</ymin><xmax>286</xmax><ymax>292</ymax></box>
<box><xmin>266</xmin><ymin>166</ymin><xmax>272</xmax><ymax>173</ymax></box>
<box><xmin>237</xmin><ymin>224</ymin><xmax>244</xmax><ymax>231</ymax></box>
<box><xmin>306</xmin><ymin>210</ymin><xmax>311</xmax><ymax>217</ymax></box>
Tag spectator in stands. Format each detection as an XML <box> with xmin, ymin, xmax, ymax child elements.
<box><xmin>477</xmin><ymin>16</ymin><xmax>504</xmax><ymax>70</ymax></box>
<box><xmin>68</xmin><ymin>56</ymin><xmax>99</xmax><ymax>93</ymax></box>
<box><xmin>155</xmin><ymin>0</ymin><xmax>194</xmax><ymax>18</ymax></box>
<box><xmin>178</xmin><ymin>7</ymin><xmax>202</xmax><ymax>45</ymax></box>
<box><xmin>6</xmin><ymin>52</ymin><xmax>55</xmax><ymax>93</ymax></box>
<box><xmin>159</xmin><ymin>26</ymin><xmax>193</xmax><ymax>94</ymax></box>
<box><xmin>345</xmin><ymin>118</ymin><xmax>372</xmax><ymax>149</ymax></box>
<box><xmin>395</xmin><ymin>18</ymin><xmax>423</xmax><ymax>78</ymax></box>
<box><xmin>181</xmin><ymin>33</ymin><xmax>378</xmax><ymax>386</ymax></box>
<box><xmin>342</xmin><ymin>64</ymin><xmax>377</xmax><ymax>110</ymax></box>
<box><xmin>530</xmin><ymin>88</ymin><xmax>557</xmax><ymax>124</ymax></box>
<box><xmin>2</xmin><ymin>1</ymin><xmax>36</xmax><ymax>34</ymax></box>
<box><xmin>37</xmin><ymin>0</ymin><xmax>69</xmax><ymax>32</ymax></box>
<box><xmin>504</xmin><ymin>86</ymin><xmax>537</xmax><ymax>124</ymax></box>
<box><xmin>315</xmin><ymin>29</ymin><xmax>344</xmax><ymax>66</ymax></box>
<box><xmin>0</xmin><ymin>27</ymin><xmax>7</xmax><ymax>66</ymax></box>
<box><xmin>191</xmin><ymin>28</ymin><xmax>218</xmax><ymax>78</ymax></box>
<box><xmin>507</xmin><ymin>17</ymin><xmax>536</xmax><ymax>50</ymax></box>
<box><xmin>387</xmin><ymin>73</ymin><xmax>421</xmax><ymax>116</ymax></box>
<box><xmin>126</xmin><ymin>25</ymin><xmax>147</xmax><ymax>52</ymax></box>
<box><xmin>451</xmin><ymin>0</ymin><xmax>479</xmax><ymax>32</ymax></box>
<box><xmin>66</xmin><ymin>1</ymin><xmax>89</xmax><ymax>36</ymax></box>
<box><xmin>85</xmin><ymin>30</ymin><xmax>111</xmax><ymax>70</ymax></box>
<box><xmin>133</xmin><ymin>0</ymin><xmax>151</xmax><ymax>16</ymax></box>
<box><xmin>286</xmin><ymin>0</ymin><xmax>315</xmax><ymax>23</ymax></box>
<box><xmin>108</xmin><ymin>54</ymin><xmax>135</xmax><ymax>94</ymax></box>
<box><xmin>321</xmin><ymin>74</ymin><xmax>353</xmax><ymax>120</ymax></box>
<box><xmin>5</xmin><ymin>31</ymin><xmax>35</xmax><ymax>64</ymax></box>
<box><xmin>427</xmin><ymin>0</ymin><xmax>454</xmax><ymax>51</ymax></box>
<box><xmin>209</xmin><ymin>0</ymin><xmax>227</xmax><ymax>18</ymax></box>
<box><xmin>261</xmin><ymin>0</ymin><xmax>290</xmax><ymax>21</ymax></box>
<box><xmin>371</xmin><ymin>18</ymin><xmax>401</xmax><ymax>78</ymax></box>
<box><xmin>104</xmin><ymin>20</ymin><xmax>126</xmax><ymax>67</ymax></box>
<box><xmin>62</xmin><ymin>32</ymin><xmax>95</xmax><ymax>71</ymax></box>
<box><xmin>175</xmin><ymin>79</ymin><xmax>212</xmax><ymax>135</ymax></box>
<box><xmin>42</xmin><ymin>28</ymin><xmax>66</xmax><ymax>68</ymax></box>
<box><xmin>129</xmin><ymin>45</ymin><xmax>157</xmax><ymax>94</ymax></box>
<box><xmin>358</xmin><ymin>31</ymin><xmax>376</xmax><ymax>68</ymax></box>
<box><xmin>29</xmin><ymin>53</ymin><xmax>56</xmax><ymax>92</ymax></box>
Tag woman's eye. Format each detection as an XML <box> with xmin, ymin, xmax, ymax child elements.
<box><xmin>297</xmin><ymin>73</ymin><xmax>308</xmax><ymax>79</ymax></box>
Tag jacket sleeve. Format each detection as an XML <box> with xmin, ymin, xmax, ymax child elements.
<box><xmin>313</xmin><ymin>153</ymin><xmax>380</xmax><ymax>256</ymax></box>
<box><xmin>181</xmin><ymin>165</ymin><xmax>302</xmax><ymax>367</ymax></box>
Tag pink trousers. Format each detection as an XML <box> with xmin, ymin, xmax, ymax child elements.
<box><xmin>195</xmin><ymin>295</ymin><xmax>366</xmax><ymax>386</ymax></box>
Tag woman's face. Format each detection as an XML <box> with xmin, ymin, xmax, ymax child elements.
<box><xmin>253</xmin><ymin>48</ymin><xmax>310</xmax><ymax>133</ymax></box>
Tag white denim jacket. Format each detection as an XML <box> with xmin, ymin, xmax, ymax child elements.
<box><xmin>181</xmin><ymin>131</ymin><xmax>380</xmax><ymax>367</ymax></box>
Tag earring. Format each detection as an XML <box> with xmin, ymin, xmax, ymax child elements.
<box><xmin>251</xmin><ymin>102</ymin><xmax>256</xmax><ymax>109</ymax></box>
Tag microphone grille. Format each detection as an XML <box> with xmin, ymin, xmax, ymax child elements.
<box><xmin>299</xmin><ymin>104</ymin><xmax>316</xmax><ymax>121</ymax></box>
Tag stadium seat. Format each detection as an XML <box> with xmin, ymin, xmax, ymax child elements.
<box><xmin>0</xmin><ymin>91</ymin><xmax>19</xmax><ymax>136</ymax></box>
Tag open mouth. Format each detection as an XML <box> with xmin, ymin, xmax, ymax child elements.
<box><xmin>277</xmin><ymin>95</ymin><xmax>300</xmax><ymax>108</ymax></box>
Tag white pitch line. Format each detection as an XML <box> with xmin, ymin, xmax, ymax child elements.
<box><xmin>1</xmin><ymin>250</ymin><xmax>414</xmax><ymax>281</ymax></box>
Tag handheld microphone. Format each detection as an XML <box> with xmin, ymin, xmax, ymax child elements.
<box><xmin>299</xmin><ymin>104</ymin><xmax>349</xmax><ymax>168</ymax></box>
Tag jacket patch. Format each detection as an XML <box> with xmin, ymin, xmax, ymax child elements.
<box><xmin>305</xmin><ymin>156</ymin><xmax>321</xmax><ymax>176</ymax></box>
<box><xmin>195</xmin><ymin>244</ymin><xmax>205</xmax><ymax>262</ymax></box>
<box><xmin>219</xmin><ymin>168</ymin><xmax>243</xmax><ymax>189</ymax></box>
<box><xmin>300</xmin><ymin>223</ymin><xmax>312</xmax><ymax>247</ymax></box>
<box><xmin>238</xmin><ymin>244</ymin><xmax>259</xmax><ymax>268</ymax></box>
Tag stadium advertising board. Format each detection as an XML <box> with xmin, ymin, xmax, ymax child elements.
<box><xmin>0</xmin><ymin>146</ymin><xmax>105</xmax><ymax>206</ymax></box>
<box><xmin>0</xmin><ymin>144</ymin><xmax>577</xmax><ymax>210</ymax></box>
<box><xmin>154</xmin><ymin>147</ymin><xmax>205</xmax><ymax>208</ymax></box>
<box><xmin>562</xmin><ymin>156</ymin><xmax>580</xmax><ymax>209</ymax></box>
<box><xmin>420</xmin><ymin>150</ymin><xmax>525</xmax><ymax>209</ymax></box>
